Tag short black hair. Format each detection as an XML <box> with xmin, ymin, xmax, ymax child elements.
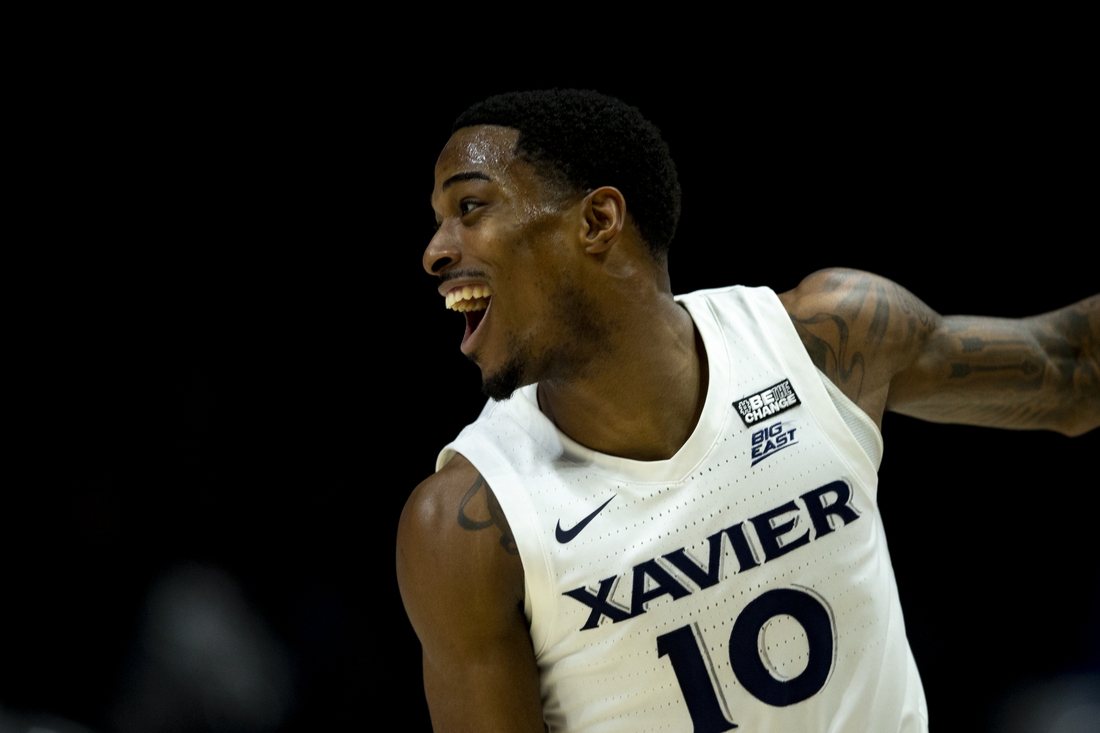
<box><xmin>453</xmin><ymin>89</ymin><xmax>681</xmax><ymax>260</ymax></box>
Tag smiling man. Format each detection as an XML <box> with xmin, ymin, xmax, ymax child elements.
<box><xmin>427</xmin><ymin>125</ymin><xmax>614</xmax><ymax>405</ymax></box>
<box><xmin>396</xmin><ymin>90</ymin><xmax>1099</xmax><ymax>733</ymax></box>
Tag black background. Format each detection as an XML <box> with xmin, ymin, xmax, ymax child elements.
<box><xmin>4</xmin><ymin>43</ymin><xmax>1097</xmax><ymax>732</ymax></box>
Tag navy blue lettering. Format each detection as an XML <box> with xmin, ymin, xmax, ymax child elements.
<box><xmin>663</xmin><ymin>525</ymin><xmax>761</xmax><ymax>585</ymax></box>
<box><xmin>656</xmin><ymin>626</ymin><xmax>737</xmax><ymax>732</ymax></box>
<box><xmin>725</xmin><ymin>522</ymin><xmax>760</xmax><ymax>573</ymax></box>
<box><xmin>663</xmin><ymin>533</ymin><xmax>724</xmax><ymax>590</ymax></box>
<box><xmin>568</xmin><ymin>480</ymin><xmax>854</xmax><ymax>632</ymax></box>
<box><xmin>749</xmin><ymin>501</ymin><xmax>811</xmax><ymax>562</ymax></box>
<box><xmin>563</xmin><ymin>575</ymin><xmax>633</xmax><ymax>630</ymax></box>
<box><xmin>631</xmin><ymin>560</ymin><xmax>692</xmax><ymax>615</ymax></box>
<box><xmin>728</xmin><ymin>588</ymin><xmax>834</xmax><ymax>706</ymax></box>
<box><xmin>800</xmin><ymin>481</ymin><xmax>860</xmax><ymax>539</ymax></box>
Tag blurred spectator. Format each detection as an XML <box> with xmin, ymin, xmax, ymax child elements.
<box><xmin>110</xmin><ymin>564</ymin><xmax>293</xmax><ymax>733</ymax></box>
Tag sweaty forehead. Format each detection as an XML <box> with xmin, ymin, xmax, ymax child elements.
<box><xmin>435</xmin><ymin>125</ymin><xmax>521</xmax><ymax>181</ymax></box>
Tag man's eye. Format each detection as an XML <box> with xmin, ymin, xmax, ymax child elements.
<box><xmin>460</xmin><ymin>200</ymin><xmax>481</xmax><ymax>216</ymax></box>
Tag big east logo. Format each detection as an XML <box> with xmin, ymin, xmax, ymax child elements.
<box><xmin>751</xmin><ymin>421</ymin><xmax>798</xmax><ymax>466</ymax></box>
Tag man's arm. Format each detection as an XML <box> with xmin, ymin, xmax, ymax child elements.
<box><xmin>396</xmin><ymin>454</ymin><xmax>545</xmax><ymax>733</ymax></box>
<box><xmin>889</xmin><ymin>295</ymin><xmax>1100</xmax><ymax>435</ymax></box>
<box><xmin>779</xmin><ymin>268</ymin><xmax>1099</xmax><ymax>435</ymax></box>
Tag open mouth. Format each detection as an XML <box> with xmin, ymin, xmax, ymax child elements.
<box><xmin>446</xmin><ymin>285</ymin><xmax>493</xmax><ymax>348</ymax></box>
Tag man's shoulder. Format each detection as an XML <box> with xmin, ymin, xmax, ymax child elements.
<box><xmin>677</xmin><ymin>270</ymin><xmax>885</xmax><ymax>316</ymax></box>
<box><xmin>774</xmin><ymin>268</ymin><xmax>925</xmax><ymax>315</ymax></box>
<box><xmin>677</xmin><ymin>283</ymin><xmax>774</xmax><ymax>301</ymax></box>
<box><xmin>774</xmin><ymin>268</ymin><xmax>943</xmax><ymax>426</ymax></box>
<box><xmin>675</xmin><ymin>283</ymin><xmax>785</xmax><ymax>320</ymax></box>
<box><xmin>435</xmin><ymin>384</ymin><xmax>552</xmax><ymax>474</ymax></box>
<box><xmin>399</xmin><ymin>454</ymin><xmax>481</xmax><ymax>551</ymax></box>
<box><xmin>397</xmin><ymin>454</ymin><xmax>523</xmax><ymax>604</ymax></box>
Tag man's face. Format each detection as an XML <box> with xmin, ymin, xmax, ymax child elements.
<box><xmin>425</xmin><ymin>125</ymin><xmax>602</xmax><ymax>400</ymax></box>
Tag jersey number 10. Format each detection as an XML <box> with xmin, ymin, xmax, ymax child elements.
<box><xmin>656</xmin><ymin>587</ymin><xmax>834</xmax><ymax>732</ymax></box>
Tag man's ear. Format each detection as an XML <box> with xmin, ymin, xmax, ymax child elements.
<box><xmin>581</xmin><ymin>186</ymin><xmax>626</xmax><ymax>254</ymax></box>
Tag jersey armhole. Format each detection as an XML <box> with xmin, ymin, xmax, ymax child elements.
<box><xmin>816</xmin><ymin>367</ymin><xmax>884</xmax><ymax>470</ymax></box>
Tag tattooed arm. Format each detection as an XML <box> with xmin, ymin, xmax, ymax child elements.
<box><xmin>889</xmin><ymin>294</ymin><xmax>1099</xmax><ymax>436</ymax></box>
<box><xmin>779</xmin><ymin>269</ymin><xmax>1099</xmax><ymax>435</ymax></box>
<box><xmin>397</xmin><ymin>454</ymin><xmax>544</xmax><ymax>732</ymax></box>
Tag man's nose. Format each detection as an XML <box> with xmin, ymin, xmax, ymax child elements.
<box><xmin>423</xmin><ymin>224</ymin><xmax>460</xmax><ymax>275</ymax></box>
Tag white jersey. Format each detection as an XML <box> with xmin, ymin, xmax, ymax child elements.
<box><xmin>438</xmin><ymin>286</ymin><xmax>929</xmax><ymax>733</ymax></box>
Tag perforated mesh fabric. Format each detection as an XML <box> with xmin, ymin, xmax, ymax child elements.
<box><xmin>816</xmin><ymin>369</ymin><xmax>884</xmax><ymax>470</ymax></box>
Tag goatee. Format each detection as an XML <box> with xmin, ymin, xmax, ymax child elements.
<box><xmin>481</xmin><ymin>358</ymin><xmax>525</xmax><ymax>401</ymax></box>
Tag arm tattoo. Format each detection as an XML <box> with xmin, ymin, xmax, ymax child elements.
<box><xmin>457</xmin><ymin>473</ymin><xmax>519</xmax><ymax>555</ymax></box>
<box><xmin>866</xmin><ymin>281</ymin><xmax>891</xmax><ymax>347</ymax></box>
<box><xmin>958</xmin><ymin>337</ymin><xmax>1028</xmax><ymax>352</ymax></box>
<box><xmin>789</xmin><ymin>312</ymin><xmax>867</xmax><ymax>399</ymax></box>
<box><xmin>891</xmin><ymin>282</ymin><xmax>938</xmax><ymax>335</ymax></box>
<box><xmin>928</xmin><ymin>295</ymin><xmax>1098</xmax><ymax>433</ymax></box>
<box><xmin>948</xmin><ymin>334</ymin><xmax>1044</xmax><ymax>384</ymax></box>
<box><xmin>789</xmin><ymin>272</ymin><xmax>939</xmax><ymax>404</ymax></box>
<box><xmin>949</xmin><ymin>361</ymin><xmax>1043</xmax><ymax>380</ymax></box>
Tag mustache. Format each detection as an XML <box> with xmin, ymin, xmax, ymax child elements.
<box><xmin>439</xmin><ymin>269</ymin><xmax>489</xmax><ymax>284</ymax></box>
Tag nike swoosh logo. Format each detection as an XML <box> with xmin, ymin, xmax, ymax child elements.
<box><xmin>555</xmin><ymin>495</ymin><xmax>616</xmax><ymax>544</ymax></box>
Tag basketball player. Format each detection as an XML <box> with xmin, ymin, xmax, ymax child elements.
<box><xmin>396</xmin><ymin>90</ymin><xmax>1098</xmax><ymax>732</ymax></box>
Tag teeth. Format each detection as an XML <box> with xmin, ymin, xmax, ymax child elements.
<box><xmin>445</xmin><ymin>284</ymin><xmax>493</xmax><ymax>312</ymax></box>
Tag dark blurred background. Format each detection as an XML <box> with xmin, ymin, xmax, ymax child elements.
<box><xmin>4</xmin><ymin>40</ymin><xmax>1097</xmax><ymax>733</ymax></box>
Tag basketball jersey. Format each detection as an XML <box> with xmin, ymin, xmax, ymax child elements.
<box><xmin>437</xmin><ymin>286</ymin><xmax>929</xmax><ymax>733</ymax></box>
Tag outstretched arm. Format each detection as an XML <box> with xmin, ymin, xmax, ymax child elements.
<box><xmin>397</xmin><ymin>454</ymin><xmax>545</xmax><ymax>733</ymax></box>
<box><xmin>780</xmin><ymin>269</ymin><xmax>1099</xmax><ymax>435</ymax></box>
<box><xmin>889</xmin><ymin>295</ymin><xmax>1100</xmax><ymax>436</ymax></box>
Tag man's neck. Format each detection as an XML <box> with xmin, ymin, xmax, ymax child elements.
<box><xmin>536</xmin><ymin>293</ymin><xmax>708</xmax><ymax>461</ymax></box>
